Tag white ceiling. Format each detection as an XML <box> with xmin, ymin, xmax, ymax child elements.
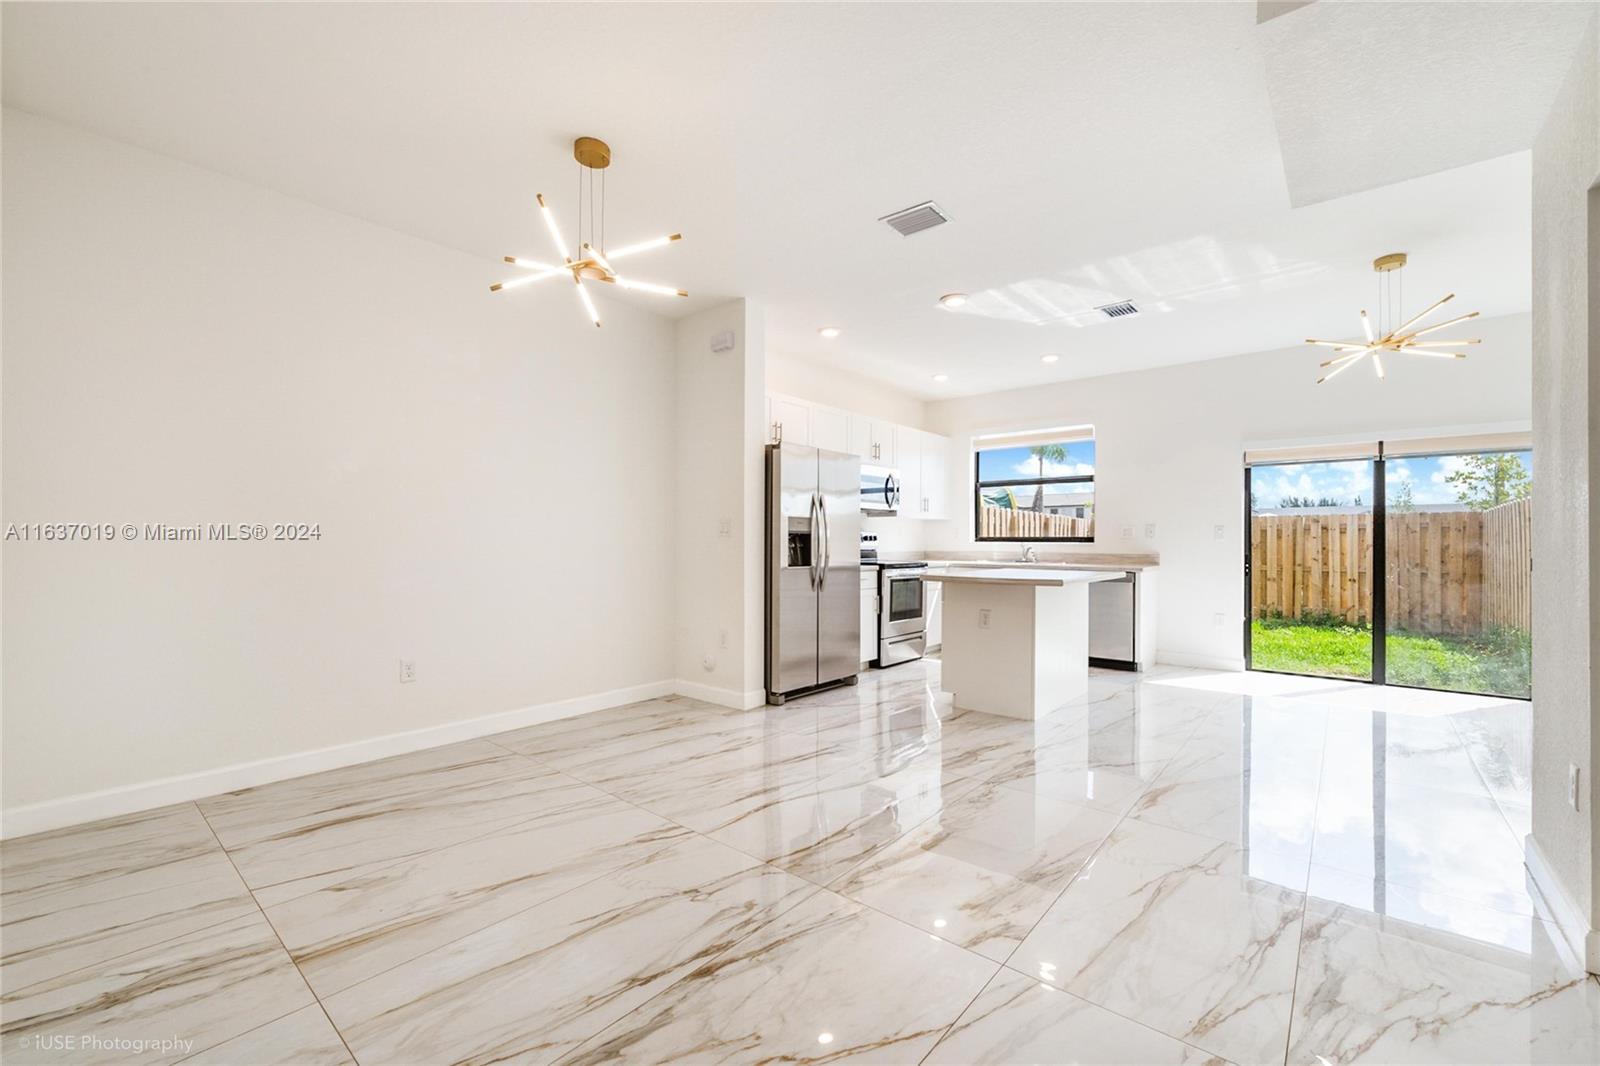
<box><xmin>1260</xmin><ymin>1</ymin><xmax>1591</xmax><ymax>207</ymax></box>
<box><xmin>3</xmin><ymin>2</ymin><xmax>1587</xmax><ymax>399</ymax></box>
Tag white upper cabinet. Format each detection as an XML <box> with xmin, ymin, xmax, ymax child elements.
<box><xmin>897</xmin><ymin>429</ymin><xmax>950</xmax><ymax>518</ymax></box>
<box><xmin>899</xmin><ymin>428</ymin><xmax>924</xmax><ymax>517</ymax></box>
<box><xmin>766</xmin><ymin>393</ymin><xmax>948</xmax><ymax>520</ymax></box>
<box><xmin>920</xmin><ymin>431</ymin><xmax>949</xmax><ymax>518</ymax></box>
<box><xmin>849</xmin><ymin>414</ymin><xmax>896</xmax><ymax>467</ymax></box>
<box><xmin>810</xmin><ymin>405</ymin><xmax>850</xmax><ymax>454</ymax></box>
<box><xmin>769</xmin><ymin>396</ymin><xmax>811</xmax><ymax>446</ymax></box>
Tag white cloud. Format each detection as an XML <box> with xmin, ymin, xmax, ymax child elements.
<box><xmin>1011</xmin><ymin>457</ymin><xmax>1094</xmax><ymax>478</ymax></box>
<box><xmin>1258</xmin><ymin>462</ymin><xmax>1370</xmax><ymax>507</ymax></box>
<box><xmin>1430</xmin><ymin>455</ymin><xmax>1468</xmax><ymax>485</ymax></box>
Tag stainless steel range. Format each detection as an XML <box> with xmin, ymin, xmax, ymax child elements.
<box><xmin>860</xmin><ymin>535</ymin><xmax>927</xmax><ymax>667</ymax></box>
<box><xmin>875</xmin><ymin>561</ymin><xmax>928</xmax><ymax>666</ymax></box>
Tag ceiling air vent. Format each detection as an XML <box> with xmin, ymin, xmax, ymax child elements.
<box><xmin>1096</xmin><ymin>300</ymin><xmax>1140</xmax><ymax>320</ymax></box>
<box><xmin>879</xmin><ymin>201</ymin><xmax>949</xmax><ymax>237</ymax></box>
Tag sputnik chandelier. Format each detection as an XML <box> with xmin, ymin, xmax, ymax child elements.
<box><xmin>1307</xmin><ymin>252</ymin><xmax>1480</xmax><ymax>384</ymax></box>
<box><xmin>490</xmin><ymin>137</ymin><xmax>684</xmax><ymax>327</ymax></box>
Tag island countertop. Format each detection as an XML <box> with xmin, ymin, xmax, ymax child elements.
<box><xmin>919</xmin><ymin>553</ymin><xmax>1158</xmax><ymax>571</ymax></box>
<box><xmin>920</xmin><ymin>567</ymin><xmax>1124</xmax><ymax>587</ymax></box>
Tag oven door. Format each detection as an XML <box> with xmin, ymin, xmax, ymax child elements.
<box><xmin>880</xmin><ymin>569</ymin><xmax>926</xmax><ymax>638</ymax></box>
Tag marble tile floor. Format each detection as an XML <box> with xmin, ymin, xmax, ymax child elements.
<box><xmin>3</xmin><ymin>659</ymin><xmax>1596</xmax><ymax>1064</ymax></box>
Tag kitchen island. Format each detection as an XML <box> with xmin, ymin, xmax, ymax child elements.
<box><xmin>922</xmin><ymin>568</ymin><xmax>1122</xmax><ymax>720</ymax></box>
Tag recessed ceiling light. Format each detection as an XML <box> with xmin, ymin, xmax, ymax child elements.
<box><xmin>818</xmin><ymin>326</ymin><xmax>841</xmax><ymax>339</ymax></box>
<box><xmin>932</xmin><ymin>373</ymin><xmax>949</xmax><ymax>383</ymax></box>
<box><xmin>1041</xmin><ymin>354</ymin><xmax>1059</xmax><ymax>364</ymax></box>
<box><xmin>939</xmin><ymin>293</ymin><xmax>968</xmax><ymax>309</ymax></box>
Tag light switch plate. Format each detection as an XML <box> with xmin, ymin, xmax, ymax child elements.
<box><xmin>1144</xmin><ymin>523</ymin><xmax>1157</xmax><ymax>540</ymax></box>
<box><xmin>1120</xmin><ymin>524</ymin><xmax>1134</xmax><ymax>540</ymax></box>
<box><xmin>978</xmin><ymin>608</ymin><xmax>992</xmax><ymax>629</ymax></box>
<box><xmin>1572</xmin><ymin>764</ymin><xmax>1582</xmax><ymax>811</ymax></box>
<box><xmin>1214</xmin><ymin>524</ymin><xmax>1226</xmax><ymax>540</ymax></box>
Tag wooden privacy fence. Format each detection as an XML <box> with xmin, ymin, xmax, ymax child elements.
<box><xmin>979</xmin><ymin>503</ymin><xmax>1093</xmax><ymax>540</ymax></box>
<box><xmin>1479</xmin><ymin>497</ymin><xmax>1533</xmax><ymax>629</ymax></box>
<box><xmin>1249</xmin><ymin>497</ymin><xmax>1531</xmax><ymax>636</ymax></box>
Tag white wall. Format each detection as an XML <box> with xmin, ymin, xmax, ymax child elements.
<box><xmin>924</xmin><ymin>313</ymin><xmax>1533</xmax><ymax>669</ymax></box>
<box><xmin>1</xmin><ymin>110</ymin><xmax>679</xmax><ymax>822</ymax></box>
<box><xmin>1529</xmin><ymin>15</ymin><xmax>1599</xmax><ymax>967</ymax></box>
<box><xmin>767</xmin><ymin>352</ymin><xmax>929</xmax><ymax>429</ymax></box>
<box><xmin>674</xmin><ymin>300</ymin><xmax>767</xmax><ymax>708</ymax></box>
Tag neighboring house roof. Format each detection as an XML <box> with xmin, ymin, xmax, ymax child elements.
<box><xmin>1254</xmin><ymin>503</ymin><xmax>1473</xmax><ymax>516</ymax></box>
<box><xmin>990</xmin><ymin>487</ymin><xmax>1093</xmax><ymax>506</ymax></box>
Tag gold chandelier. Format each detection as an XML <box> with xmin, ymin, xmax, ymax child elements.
<box><xmin>490</xmin><ymin>137</ymin><xmax>685</xmax><ymax>328</ymax></box>
<box><xmin>1307</xmin><ymin>253</ymin><xmax>1480</xmax><ymax>384</ymax></box>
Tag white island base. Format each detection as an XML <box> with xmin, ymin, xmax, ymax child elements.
<box><xmin>924</xmin><ymin>569</ymin><xmax>1121</xmax><ymax>720</ymax></box>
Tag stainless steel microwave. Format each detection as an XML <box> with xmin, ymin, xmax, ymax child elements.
<box><xmin>860</xmin><ymin>465</ymin><xmax>900</xmax><ymax>516</ymax></box>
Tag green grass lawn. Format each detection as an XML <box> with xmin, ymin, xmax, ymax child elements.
<box><xmin>1250</xmin><ymin>617</ymin><xmax>1531</xmax><ymax>698</ymax></box>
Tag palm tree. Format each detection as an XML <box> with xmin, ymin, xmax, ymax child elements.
<box><xmin>1029</xmin><ymin>444</ymin><xmax>1066</xmax><ymax>512</ymax></box>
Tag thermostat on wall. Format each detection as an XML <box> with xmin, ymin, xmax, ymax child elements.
<box><xmin>710</xmin><ymin>330</ymin><xmax>736</xmax><ymax>353</ymax></box>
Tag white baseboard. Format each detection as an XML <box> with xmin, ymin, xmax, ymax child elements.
<box><xmin>1154</xmin><ymin>651</ymin><xmax>1247</xmax><ymax>672</ymax></box>
<box><xmin>673</xmin><ymin>679</ymin><xmax>766</xmax><ymax>710</ymax></box>
<box><xmin>0</xmin><ymin>679</ymin><xmax>676</xmax><ymax>840</ymax></box>
<box><xmin>1525</xmin><ymin>832</ymin><xmax>1599</xmax><ymax>974</ymax></box>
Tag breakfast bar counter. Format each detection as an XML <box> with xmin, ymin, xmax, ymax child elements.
<box><xmin>922</xmin><ymin>568</ymin><xmax>1122</xmax><ymax>719</ymax></box>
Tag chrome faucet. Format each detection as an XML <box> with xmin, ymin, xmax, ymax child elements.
<box><xmin>1019</xmin><ymin>545</ymin><xmax>1038</xmax><ymax>563</ymax></box>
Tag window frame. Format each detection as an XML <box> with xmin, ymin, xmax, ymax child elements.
<box><xmin>972</xmin><ymin>445</ymin><xmax>1097</xmax><ymax>544</ymax></box>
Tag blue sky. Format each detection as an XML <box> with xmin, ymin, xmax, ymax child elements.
<box><xmin>977</xmin><ymin>441</ymin><xmax>1096</xmax><ymax>483</ymax></box>
<box><xmin>1251</xmin><ymin>452</ymin><xmax>1533</xmax><ymax>508</ymax></box>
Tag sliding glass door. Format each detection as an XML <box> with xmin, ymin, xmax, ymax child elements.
<box><xmin>1383</xmin><ymin>449</ymin><xmax>1533</xmax><ymax>698</ymax></box>
<box><xmin>1246</xmin><ymin>444</ymin><xmax>1533</xmax><ymax>699</ymax></box>
<box><xmin>1247</xmin><ymin>460</ymin><xmax>1374</xmax><ymax>681</ymax></box>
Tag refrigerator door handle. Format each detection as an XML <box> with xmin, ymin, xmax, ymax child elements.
<box><xmin>819</xmin><ymin>489</ymin><xmax>830</xmax><ymax>587</ymax></box>
<box><xmin>809</xmin><ymin>492</ymin><xmax>821</xmax><ymax>589</ymax></box>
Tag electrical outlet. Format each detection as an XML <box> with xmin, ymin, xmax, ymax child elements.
<box><xmin>978</xmin><ymin>608</ymin><xmax>992</xmax><ymax>629</ymax></box>
<box><xmin>1571</xmin><ymin>764</ymin><xmax>1582</xmax><ymax>811</ymax></box>
<box><xmin>398</xmin><ymin>659</ymin><xmax>416</xmax><ymax>684</ymax></box>
<box><xmin>1213</xmin><ymin>613</ymin><xmax>1225</xmax><ymax>627</ymax></box>
<box><xmin>718</xmin><ymin>518</ymin><xmax>732</xmax><ymax>538</ymax></box>
<box><xmin>719</xmin><ymin>628</ymin><xmax>728</xmax><ymax>649</ymax></box>
<box><xmin>1120</xmin><ymin>524</ymin><xmax>1134</xmax><ymax>540</ymax></box>
<box><xmin>1214</xmin><ymin>524</ymin><xmax>1225</xmax><ymax>540</ymax></box>
<box><xmin>1144</xmin><ymin>523</ymin><xmax>1157</xmax><ymax>540</ymax></box>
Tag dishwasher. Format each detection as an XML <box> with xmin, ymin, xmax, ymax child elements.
<box><xmin>1087</xmin><ymin>572</ymin><xmax>1137</xmax><ymax>668</ymax></box>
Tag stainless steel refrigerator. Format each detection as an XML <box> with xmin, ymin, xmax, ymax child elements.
<box><xmin>765</xmin><ymin>442</ymin><xmax>860</xmax><ymax>703</ymax></box>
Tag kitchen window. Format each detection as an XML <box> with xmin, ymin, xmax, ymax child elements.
<box><xmin>973</xmin><ymin>426</ymin><xmax>1095</xmax><ymax>542</ymax></box>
